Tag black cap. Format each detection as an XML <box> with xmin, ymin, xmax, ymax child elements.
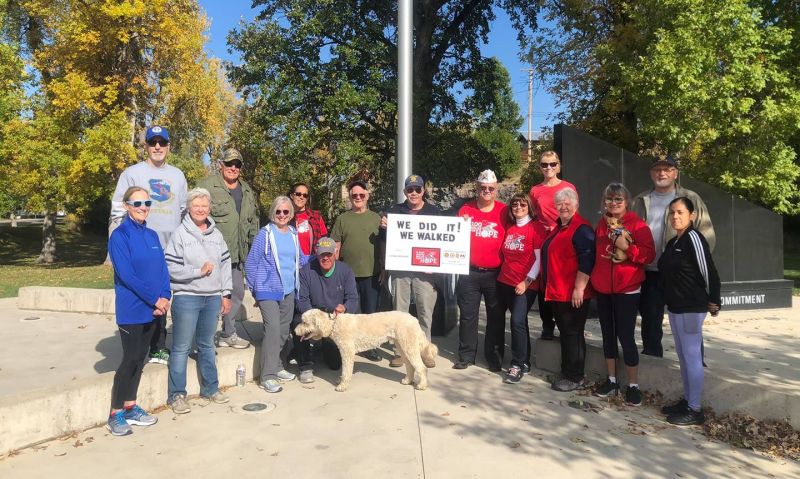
<box><xmin>651</xmin><ymin>155</ymin><xmax>678</xmax><ymax>168</ymax></box>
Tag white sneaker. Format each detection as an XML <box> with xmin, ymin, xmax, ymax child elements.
<box><xmin>259</xmin><ymin>380</ymin><xmax>283</xmax><ymax>393</ymax></box>
<box><xmin>276</xmin><ymin>369</ymin><xmax>296</xmax><ymax>382</ymax></box>
<box><xmin>170</xmin><ymin>394</ymin><xmax>191</xmax><ymax>414</ymax></box>
<box><xmin>216</xmin><ymin>332</ymin><xmax>249</xmax><ymax>349</ymax></box>
<box><xmin>299</xmin><ymin>370</ymin><xmax>315</xmax><ymax>384</ymax></box>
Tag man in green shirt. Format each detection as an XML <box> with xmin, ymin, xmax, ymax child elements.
<box><xmin>331</xmin><ymin>179</ymin><xmax>382</xmax><ymax>361</ymax></box>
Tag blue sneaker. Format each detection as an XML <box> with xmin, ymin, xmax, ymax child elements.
<box><xmin>124</xmin><ymin>405</ymin><xmax>158</xmax><ymax>426</ymax></box>
<box><xmin>107</xmin><ymin>411</ymin><xmax>133</xmax><ymax>436</ymax></box>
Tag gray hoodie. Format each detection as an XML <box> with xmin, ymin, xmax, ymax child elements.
<box><xmin>165</xmin><ymin>213</ymin><xmax>233</xmax><ymax>296</ymax></box>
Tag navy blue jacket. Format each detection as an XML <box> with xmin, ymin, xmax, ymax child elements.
<box><xmin>297</xmin><ymin>259</ymin><xmax>359</xmax><ymax>314</ymax></box>
<box><xmin>108</xmin><ymin>216</ymin><xmax>171</xmax><ymax>325</ymax></box>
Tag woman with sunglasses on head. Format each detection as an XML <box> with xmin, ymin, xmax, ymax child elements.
<box><xmin>288</xmin><ymin>182</ymin><xmax>328</xmax><ymax>257</ymax></box>
<box><xmin>496</xmin><ymin>193</ymin><xmax>546</xmax><ymax>383</ymax></box>
<box><xmin>246</xmin><ymin>196</ymin><xmax>309</xmax><ymax>393</ymax></box>
<box><xmin>657</xmin><ymin>197</ymin><xmax>720</xmax><ymax>425</ymax></box>
<box><xmin>528</xmin><ymin>151</ymin><xmax>576</xmax><ymax>341</ymax></box>
<box><xmin>106</xmin><ymin>186</ymin><xmax>171</xmax><ymax>436</ymax></box>
<box><xmin>590</xmin><ymin>183</ymin><xmax>655</xmax><ymax>406</ymax></box>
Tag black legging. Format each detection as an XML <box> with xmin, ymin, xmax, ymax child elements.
<box><xmin>111</xmin><ymin>320</ymin><xmax>157</xmax><ymax>409</ymax></box>
<box><xmin>596</xmin><ymin>293</ymin><xmax>640</xmax><ymax>367</ymax></box>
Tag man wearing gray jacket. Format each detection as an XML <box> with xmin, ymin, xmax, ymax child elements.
<box><xmin>631</xmin><ymin>156</ymin><xmax>715</xmax><ymax>357</ymax></box>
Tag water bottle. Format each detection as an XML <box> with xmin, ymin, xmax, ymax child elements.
<box><xmin>236</xmin><ymin>363</ymin><xmax>246</xmax><ymax>387</ymax></box>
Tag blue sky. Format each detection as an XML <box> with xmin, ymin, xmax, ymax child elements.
<box><xmin>199</xmin><ymin>1</ymin><xmax>561</xmax><ymax>134</ymax></box>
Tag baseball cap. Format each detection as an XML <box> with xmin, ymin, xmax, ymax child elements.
<box><xmin>316</xmin><ymin>237</ymin><xmax>336</xmax><ymax>255</ymax></box>
<box><xmin>651</xmin><ymin>155</ymin><xmax>678</xmax><ymax>168</ymax></box>
<box><xmin>222</xmin><ymin>148</ymin><xmax>243</xmax><ymax>164</ymax></box>
<box><xmin>404</xmin><ymin>174</ymin><xmax>424</xmax><ymax>188</ymax></box>
<box><xmin>145</xmin><ymin>126</ymin><xmax>170</xmax><ymax>143</ymax></box>
<box><xmin>477</xmin><ymin>169</ymin><xmax>498</xmax><ymax>184</ymax></box>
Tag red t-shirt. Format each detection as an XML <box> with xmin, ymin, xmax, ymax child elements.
<box><xmin>529</xmin><ymin>180</ymin><xmax>576</xmax><ymax>232</ymax></box>
<box><xmin>498</xmin><ymin>220</ymin><xmax>547</xmax><ymax>289</ymax></box>
<box><xmin>295</xmin><ymin>209</ymin><xmax>328</xmax><ymax>255</ymax></box>
<box><xmin>458</xmin><ymin>200</ymin><xmax>508</xmax><ymax>269</ymax></box>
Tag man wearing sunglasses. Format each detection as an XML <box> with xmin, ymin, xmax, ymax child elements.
<box><xmin>378</xmin><ymin>174</ymin><xmax>442</xmax><ymax>367</ymax></box>
<box><xmin>330</xmin><ymin>179</ymin><xmax>383</xmax><ymax>361</ymax></box>
<box><xmin>110</xmin><ymin>125</ymin><xmax>188</xmax><ymax>365</ymax></box>
<box><xmin>631</xmin><ymin>156</ymin><xmax>715</xmax><ymax>358</ymax></box>
<box><xmin>197</xmin><ymin>148</ymin><xmax>260</xmax><ymax>349</ymax></box>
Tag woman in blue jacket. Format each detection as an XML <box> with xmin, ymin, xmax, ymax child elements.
<box><xmin>106</xmin><ymin>186</ymin><xmax>171</xmax><ymax>436</ymax></box>
<box><xmin>246</xmin><ymin>196</ymin><xmax>309</xmax><ymax>393</ymax></box>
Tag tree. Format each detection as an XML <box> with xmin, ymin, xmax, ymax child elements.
<box><xmin>533</xmin><ymin>0</ymin><xmax>800</xmax><ymax>214</ymax></box>
<box><xmin>228</xmin><ymin>1</ymin><xmax>538</xmax><ymax>209</ymax></box>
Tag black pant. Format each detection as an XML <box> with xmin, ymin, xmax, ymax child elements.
<box><xmin>498</xmin><ymin>283</ymin><xmax>536</xmax><ymax>368</ymax></box>
<box><xmin>537</xmin><ymin>290</ymin><xmax>556</xmax><ymax>335</ymax></box>
<box><xmin>112</xmin><ymin>321</ymin><xmax>157</xmax><ymax>409</ymax></box>
<box><xmin>639</xmin><ymin>271</ymin><xmax>665</xmax><ymax>356</ymax></box>
<box><xmin>356</xmin><ymin>275</ymin><xmax>380</xmax><ymax>314</ymax></box>
<box><xmin>552</xmin><ymin>301</ymin><xmax>589</xmax><ymax>382</ymax></box>
<box><xmin>148</xmin><ymin>314</ymin><xmax>168</xmax><ymax>353</ymax></box>
<box><xmin>597</xmin><ymin>293</ymin><xmax>641</xmax><ymax>367</ymax></box>
<box><xmin>456</xmin><ymin>269</ymin><xmax>503</xmax><ymax>365</ymax></box>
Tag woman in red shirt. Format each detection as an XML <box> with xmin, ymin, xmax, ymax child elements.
<box><xmin>288</xmin><ymin>182</ymin><xmax>328</xmax><ymax>256</ymax></box>
<box><xmin>590</xmin><ymin>183</ymin><xmax>655</xmax><ymax>406</ymax></box>
<box><xmin>497</xmin><ymin>193</ymin><xmax>546</xmax><ymax>384</ymax></box>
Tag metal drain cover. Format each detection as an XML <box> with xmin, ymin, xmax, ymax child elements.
<box><xmin>242</xmin><ymin>402</ymin><xmax>276</xmax><ymax>413</ymax></box>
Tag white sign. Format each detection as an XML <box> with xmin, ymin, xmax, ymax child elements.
<box><xmin>384</xmin><ymin>214</ymin><xmax>471</xmax><ymax>274</ymax></box>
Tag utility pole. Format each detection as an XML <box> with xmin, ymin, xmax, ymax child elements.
<box><xmin>397</xmin><ymin>0</ymin><xmax>413</xmax><ymax>203</ymax></box>
<box><xmin>523</xmin><ymin>68</ymin><xmax>534</xmax><ymax>163</ymax></box>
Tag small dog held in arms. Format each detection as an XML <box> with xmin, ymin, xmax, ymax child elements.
<box><xmin>603</xmin><ymin>214</ymin><xmax>633</xmax><ymax>263</ymax></box>
<box><xmin>294</xmin><ymin>309</ymin><xmax>438</xmax><ymax>392</ymax></box>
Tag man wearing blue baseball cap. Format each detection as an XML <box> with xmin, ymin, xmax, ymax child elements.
<box><xmin>110</xmin><ymin>125</ymin><xmax>188</xmax><ymax>365</ymax></box>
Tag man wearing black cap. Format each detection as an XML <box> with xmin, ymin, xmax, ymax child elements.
<box><xmin>110</xmin><ymin>125</ymin><xmax>188</xmax><ymax>365</ymax></box>
<box><xmin>379</xmin><ymin>174</ymin><xmax>442</xmax><ymax>367</ymax></box>
<box><xmin>631</xmin><ymin>156</ymin><xmax>715</xmax><ymax>357</ymax></box>
<box><xmin>198</xmin><ymin>148</ymin><xmax>260</xmax><ymax>349</ymax></box>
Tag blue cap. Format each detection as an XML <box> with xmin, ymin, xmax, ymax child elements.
<box><xmin>145</xmin><ymin>126</ymin><xmax>170</xmax><ymax>143</ymax></box>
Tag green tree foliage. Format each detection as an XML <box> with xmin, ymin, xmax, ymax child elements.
<box><xmin>228</xmin><ymin>1</ymin><xmax>538</xmax><ymax>210</ymax></box>
<box><xmin>534</xmin><ymin>0</ymin><xmax>800</xmax><ymax>214</ymax></box>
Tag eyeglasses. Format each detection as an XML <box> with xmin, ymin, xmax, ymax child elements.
<box><xmin>540</xmin><ymin>162</ymin><xmax>559</xmax><ymax>169</ymax></box>
<box><xmin>126</xmin><ymin>200</ymin><xmax>152</xmax><ymax>208</ymax></box>
<box><xmin>405</xmin><ymin>186</ymin><xmax>422</xmax><ymax>194</ymax></box>
<box><xmin>479</xmin><ymin>186</ymin><xmax>496</xmax><ymax>192</ymax></box>
<box><xmin>292</xmin><ymin>192</ymin><xmax>309</xmax><ymax>198</ymax></box>
<box><xmin>511</xmin><ymin>202</ymin><xmax>528</xmax><ymax>208</ymax></box>
<box><xmin>604</xmin><ymin>197</ymin><xmax>625</xmax><ymax>204</ymax></box>
<box><xmin>146</xmin><ymin>139</ymin><xmax>169</xmax><ymax>147</ymax></box>
<box><xmin>275</xmin><ymin>209</ymin><xmax>291</xmax><ymax>216</ymax></box>
<box><xmin>350</xmin><ymin>193</ymin><xmax>366</xmax><ymax>199</ymax></box>
<box><xmin>222</xmin><ymin>160</ymin><xmax>242</xmax><ymax>169</ymax></box>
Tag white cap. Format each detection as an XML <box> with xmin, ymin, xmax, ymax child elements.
<box><xmin>477</xmin><ymin>169</ymin><xmax>498</xmax><ymax>184</ymax></box>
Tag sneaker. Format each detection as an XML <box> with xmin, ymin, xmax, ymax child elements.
<box><xmin>551</xmin><ymin>377</ymin><xmax>586</xmax><ymax>392</ymax></box>
<box><xmin>361</xmin><ymin>349</ymin><xmax>382</xmax><ymax>362</ymax></box>
<box><xmin>124</xmin><ymin>404</ymin><xmax>158</xmax><ymax>426</ymax></box>
<box><xmin>504</xmin><ymin>366</ymin><xmax>523</xmax><ymax>384</ymax></box>
<box><xmin>488</xmin><ymin>363</ymin><xmax>502</xmax><ymax>373</ymax></box>
<box><xmin>521</xmin><ymin>363</ymin><xmax>531</xmax><ymax>374</ymax></box>
<box><xmin>540</xmin><ymin>331</ymin><xmax>555</xmax><ymax>340</ymax></box>
<box><xmin>299</xmin><ymin>370</ymin><xmax>315</xmax><ymax>384</ymax></box>
<box><xmin>107</xmin><ymin>410</ymin><xmax>133</xmax><ymax>436</ymax></box>
<box><xmin>170</xmin><ymin>394</ymin><xmax>191</xmax><ymax>414</ymax></box>
<box><xmin>389</xmin><ymin>356</ymin><xmax>405</xmax><ymax>368</ymax></box>
<box><xmin>624</xmin><ymin>385</ymin><xmax>643</xmax><ymax>406</ymax></box>
<box><xmin>205</xmin><ymin>391</ymin><xmax>229</xmax><ymax>404</ymax></box>
<box><xmin>276</xmin><ymin>369</ymin><xmax>296</xmax><ymax>381</ymax></box>
<box><xmin>217</xmin><ymin>332</ymin><xmax>249</xmax><ymax>349</ymax></box>
<box><xmin>661</xmin><ymin>398</ymin><xmax>689</xmax><ymax>415</ymax></box>
<box><xmin>259</xmin><ymin>379</ymin><xmax>283</xmax><ymax>393</ymax></box>
<box><xmin>148</xmin><ymin>349</ymin><xmax>169</xmax><ymax>365</ymax></box>
<box><xmin>594</xmin><ymin>378</ymin><xmax>619</xmax><ymax>397</ymax></box>
<box><xmin>452</xmin><ymin>360</ymin><xmax>474</xmax><ymax>370</ymax></box>
<box><xmin>667</xmin><ymin>408</ymin><xmax>705</xmax><ymax>426</ymax></box>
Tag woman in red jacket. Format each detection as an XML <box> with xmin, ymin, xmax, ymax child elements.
<box><xmin>496</xmin><ymin>193</ymin><xmax>547</xmax><ymax>384</ymax></box>
<box><xmin>590</xmin><ymin>183</ymin><xmax>655</xmax><ymax>406</ymax></box>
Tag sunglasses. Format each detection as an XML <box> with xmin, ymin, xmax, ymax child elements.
<box><xmin>146</xmin><ymin>139</ymin><xmax>169</xmax><ymax>147</ymax></box>
<box><xmin>350</xmin><ymin>193</ymin><xmax>366</xmax><ymax>199</ymax></box>
<box><xmin>292</xmin><ymin>191</ymin><xmax>309</xmax><ymax>198</ymax></box>
<box><xmin>275</xmin><ymin>209</ymin><xmax>291</xmax><ymax>216</ymax></box>
<box><xmin>126</xmin><ymin>200</ymin><xmax>152</xmax><ymax>208</ymax></box>
<box><xmin>405</xmin><ymin>186</ymin><xmax>422</xmax><ymax>194</ymax></box>
<box><xmin>479</xmin><ymin>186</ymin><xmax>496</xmax><ymax>192</ymax></box>
<box><xmin>511</xmin><ymin>202</ymin><xmax>528</xmax><ymax>208</ymax></box>
<box><xmin>222</xmin><ymin>160</ymin><xmax>242</xmax><ymax>169</ymax></box>
<box><xmin>604</xmin><ymin>197</ymin><xmax>625</xmax><ymax>204</ymax></box>
<box><xmin>540</xmin><ymin>161</ymin><xmax>559</xmax><ymax>169</ymax></box>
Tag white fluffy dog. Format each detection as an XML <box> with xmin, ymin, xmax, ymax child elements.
<box><xmin>295</xmin><ymin>309</ymin><xmax>438</xmax><ymax>392</ymax></box>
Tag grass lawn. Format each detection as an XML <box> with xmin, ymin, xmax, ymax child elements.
<box><xmin>786</xmin><ymin>251</ymin><xmax>800</xmax><ymax>297</ymax></box>
<box><xmin>0</xmin><ymin>223</ymin><xmax>113</xmax><ymax>298</ymax></box>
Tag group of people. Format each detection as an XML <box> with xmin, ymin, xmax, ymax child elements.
<box><xmin>104</xmin><ymin>125</ymin><xmax>720</xmax><ymax>438</ymax></box>
<box><xmin>453</xmin><ymin>152</ymin><xmax>720</xmax><ymax>427</ymax></box>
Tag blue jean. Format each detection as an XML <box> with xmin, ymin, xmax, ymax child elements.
<box><xmin>168</xmin><ymin>295</ymin><xmax>221</xmax><ymax>401</ymax></box>
<box><xmin>497</xmin><ymin>282</ymin><xmax>536</xmax><ymax>368</ymax></box>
